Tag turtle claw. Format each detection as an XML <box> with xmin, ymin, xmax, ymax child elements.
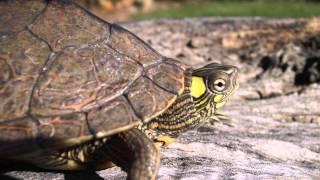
<box><xmin>154</xmin><ymin>135</ymin><xmax>175</xmax><ymax>147</ymax></box>
<box><xmin>208</xmin><ymin>111</ymin><xmax>234</xmax><ymax>127</ymax></box>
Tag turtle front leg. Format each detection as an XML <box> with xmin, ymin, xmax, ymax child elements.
<box><xmin>104</xmin><ymin>128</ymin><xmax>160</xmax><ymax>180</ymax></box>
<box><xmin>9</xmin><ymin>129</ymin><xmax>160</xmax><ymax>179</ymax></box>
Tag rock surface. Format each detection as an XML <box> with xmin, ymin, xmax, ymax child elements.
<box><xmin>2</xmin><ymin>18</ymin><xmax>320</xmax><ymax>179</ymax></box>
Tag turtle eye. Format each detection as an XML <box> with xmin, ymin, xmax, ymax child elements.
<box><xmin>213</xmin><ymin>79</ymin><xmax>226</xmax><ymax>92</ymax></box>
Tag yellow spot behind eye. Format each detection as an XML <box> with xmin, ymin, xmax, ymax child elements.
<box><xmin>191</xmin><ymin>76</ymin><xmax>206</xmax><ymax>98</ymax></box>
<box><xmin>214</xmin><ymin>95</ymin><xmax>223</xmax><ymax>103</ymax></box>
<box><xmin>216</xmin><ymin>101</ymin><xmax>226</xmax><ymax>109</ymax></box>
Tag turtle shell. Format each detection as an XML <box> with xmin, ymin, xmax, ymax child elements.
<box><xmin>0</xmin><ymin>0</ymin><xmax>187</xmax><ymax>157</ymax></box>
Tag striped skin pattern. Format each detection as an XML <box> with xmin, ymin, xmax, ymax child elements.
<box><xmin>145</xmin><ymin>69</ymin><xmax>199</xmax><ymax>137</ymax></box>
<box><xmin>144</xmin><ymin>63</ymin><xmax>239</xmax><ymax>141</ymax></box>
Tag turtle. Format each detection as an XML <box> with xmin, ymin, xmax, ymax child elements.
<box><xmin>0</xmin><ymin>0</ymin><xmax>239</xmax><ymax>179</ymax></box>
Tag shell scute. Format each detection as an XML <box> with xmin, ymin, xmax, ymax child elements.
<box><xmin>31</xmin><ymin>45</ymin><xmax>143</xmax><ymax>116</ymax></box>
<box><xmin>0</xmin><ymin>118</ymin><xmax>37</xmax><ymax>142</ymax></box>
<box><xmin>38</xmin><ymin>113</ymin><xmax>91</xmax><ymax>140</ymax></box>
<box><xmin>147</xmin><ymin>61</ymin><xmax>185</xmax><ymax>95</ymax></box>
<box><xmin>0</xmin><ymin>0</ymin><xmax>46</xmax><ymax>35</ymax></box>
<box><xmin>87</xmin><ymin>96</ymin><xmax>140</xmax><ymax>136</ymax></box>
<box><xmin>0</xmin><ymin>117</ymin><xmax>39</xmax><ymax>157</ymax></box>
<box><xmin>126</xmin><ymin>77</ymin><xmax>177</xmax><ymax>122</ymax></box>
<box><xmin>0</xmin><ymin>30</ymin><xmax>50</xmax><ymax>121</ymax></box>
<box><xmin>29</xmin><ymin>0</ymin><xmax>110</xmax><ymax>50</ymax></box>
<box><xmin>108</xmin><ymin>24</ymin><xmax>162</xmax><ymax>67</ymax></box>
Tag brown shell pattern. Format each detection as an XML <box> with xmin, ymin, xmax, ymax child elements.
<box><xmin>0</xmin><ymin>0</ymin><xmax>187</xmax><ymax>155</ymax></box>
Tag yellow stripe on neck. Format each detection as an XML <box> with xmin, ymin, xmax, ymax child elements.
<box><xmin>214</xmin><ymin>95</ymin><xmax>223</xmax><ymax>103</ymax></box>
<box><xmin>191</xmin><ymin>76</ymin><xmax>206</xmax><ymax>98</ymax></box>
<box><xmin>214</xmin><ymin>95</ymin><xmax>226</xmax><ymax>109</ymax></box>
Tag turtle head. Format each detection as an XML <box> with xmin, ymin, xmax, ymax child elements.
<box><xmin>143</xmin><ymin>63</ymin><xmax>238</xmax><ymax>142</ymax></box>
<box><xmin>191</xmin><ymin>63</ymin><xmax>239</xmax><ymax>112</ymax></box>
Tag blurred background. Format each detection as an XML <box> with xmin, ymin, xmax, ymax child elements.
<box><xmin>79</xmin><ymin>0</ymin><xmax>320</xmax><ymax>21</ymax></box>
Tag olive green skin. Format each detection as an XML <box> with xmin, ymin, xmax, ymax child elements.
<box><xmin>0</xmin><ymin>0</ymin><xmax>187</xmax><ymax>158</ymax></box>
